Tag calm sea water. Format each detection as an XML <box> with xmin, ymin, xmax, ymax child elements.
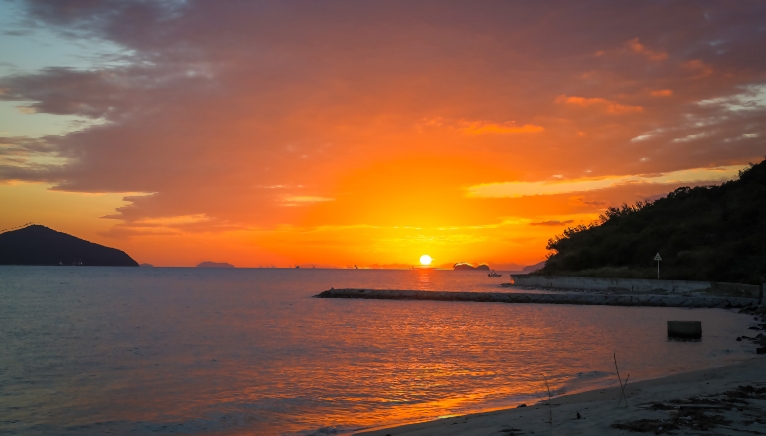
<box><xmin>0</xmin><ymin>267</ymin><xmax>757</xmax><ymax>435</ymax></box>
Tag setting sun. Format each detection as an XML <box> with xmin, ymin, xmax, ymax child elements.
<box><xmin>419</xmin><ymin>255</ymin><xmax>432</xmax><ymax>266</ymax></box>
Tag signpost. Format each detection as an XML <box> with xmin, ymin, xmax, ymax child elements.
<box><xmin>654</xmin><ymin>253</ymin><xmax>662</xmax><ymax>279</ymax></box>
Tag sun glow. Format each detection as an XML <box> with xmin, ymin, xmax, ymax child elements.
<box><xmin>419</xmin><ymin>254</ymin><xmax>432</xmax><ymax>266</ymax></box>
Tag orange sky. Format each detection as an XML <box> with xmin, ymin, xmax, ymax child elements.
<box><xmin>0</xmin><ymin>1</ymin><xmax>764</xmax><ymax>268</ymax></box>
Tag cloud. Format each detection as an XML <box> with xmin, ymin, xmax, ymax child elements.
<box><xmin>0</xmin><ymin>0</ymin><xmax>763</xmax><ymax>251</ymax></box>
<box><xmin>282</xmin><ymin>196</ymin><xmax>334</xmax><ymax>206</ymax></box>
<box><xmin>626</xmin><ymin>37</ymin><xmax>668</xmax><ymax>61</ymax></box>
<box><xmin>555</xmin><ymin>95</ymin><xmax>644</xmax><ymax>114</ymax></box>
<box><xmin>672</xmin><ymin>132</ymin><xmax>710</xmax><ymax>143</ymax></box>
<box><xmin>530</xmin><ymin>220</ymin><xmax>574</xmax><ymax>226</ymax></box>
<box><xmin>683</xmin><ymin>59</ymin><xmax>714</xmax><ymax>78</ymax></box>
<box><xmin>459</xmin><ymin>120</ymin><xmax>544</xmax><ymax>135</ymax></box>
<box><xmin>466</xmin><ymin>165</ymin><xmax>746</xmax><ymax>198</ymax></box>
<box><xmin>698</xmin><ymin>84</ymin><xmax>766</xmax><ymax>112</ymax></box>
<box><xmin>650</xmin><ymin>89</ymin><xmax>673</xmax><ymax>97</ymax></box>
<box><xmin>418</xmin><ymin>117</ymin><xmax>544</xmax><ymax>135</ymax></box>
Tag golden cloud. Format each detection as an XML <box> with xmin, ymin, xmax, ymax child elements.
<box><xmin>466</xmin><ymin>165</ymin><xmax>745</xmax><ymax>198</ymax></box>
<box><xmin>650</xmin><ymin>89</ymin><xmax>673</xmax><ymax>97</ymax></box>
<box><xmin>460</xmin><ymin>121</ymin><xmax>544</xmax><ymax>135</ymax></box>
<box><xmin>555</xmin><ymin>95</ymin><xmax>644</xmax><ymax>114</ymax></box>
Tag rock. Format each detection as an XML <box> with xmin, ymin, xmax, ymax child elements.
<box><xmin>577</xmin><ymin>412</ymin><xmax>582</xmax><ymax>419</ymax></box>
<box><xmin>757</xmin><ymin>347</ymin><xmax>766</xmax><ymax>354</ymax></box>
<box><xmin>737</xmin><ymin>337</ymin><xmax>742</xmax><ymax>341</ymax></box>
<box><xmin>517</xmin><ymin>404</ymin><xmax>527</xmax><ymax>408</ymax></box>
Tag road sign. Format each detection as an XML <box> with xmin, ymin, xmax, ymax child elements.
<box><xmin>654</xmin><ymin>253</ymin><xmax>661</xmax><ymax>279</ymax></box>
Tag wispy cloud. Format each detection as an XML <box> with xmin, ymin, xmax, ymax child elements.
<box><xmin>650</xmin><ymin>89</ymin><xmax>673</xmax><ymax>97</ymax></box>
<box><xmin>282</xmin><ymin>196</ymin><xmax>334</xmax><ymax>206</ymax></box>
<box><xmin>626</xmin><ymin>37</ymin><xmax>668</xmax><ymax>61</ymax></box>
<box><xmin>530</xmin><ymin>219</ymin><xmax>574</xmax><ymax>226</ymax></box>
<box><xmin>555</xmin><ymin>95</ymin><xmax>643</xmax><ymax>114</ymax></box>
<box><xmin>466</xmin><ymin>165</ymin><xmax>745</xmax><ymax>198</ymax></box>
<box><xmin>698</xmin><ymin>84</ymin><xmax>766</xmax><ymax>112</ymax></box>
<box><xmin>459</xmin><ymin>120</ymin><xmax>544</xmax><ymax>135</ymax></box>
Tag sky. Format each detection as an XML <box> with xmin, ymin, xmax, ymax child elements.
<box><xmin>0</xmin><ymin>0</ymin><xmax>764</xmax><ymax>268</ymax></box>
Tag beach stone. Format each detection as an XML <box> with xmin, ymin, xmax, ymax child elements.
<box><xmin>537</xmin><ymin>294</ymin><xmax>552</xmax><ymax>302</ymax></box>
<box><xmin>700</xmin><ymin>298</ymin><xmax>714</xmax><ymax>308</ymax></box>
<box><xmin>529</xmin><ymin>295</ymin><xmax>544</xmax><ymax>303</ymax></box>
<box><xmin>516</xmin><ymin>294</ymin><xmax>531</xmax><ymax>303</ymax></box>
<box><xmin>681</xmin><ymin>298</ymin><xmax>697</xmax><ymax>307</ymax></box>
<box><xmin>588</xmin><ymin>296</ymin><xmax>604</xmax><ymax>305</ymax></box>
<box><xmin>549</xmin><ymin>294</ymin><xmax>566</xmax><ymax>303</ymax></box>
<box><xmin>567</xmin><ymin>295</ymin><xmax>583</xmax><ymax>304</ymax></box>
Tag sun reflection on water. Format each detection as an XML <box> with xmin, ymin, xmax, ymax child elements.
<box><xmin>416</xmin><ymin>268</ymin><xmax>433</xmax><ymax>290</ymax></box>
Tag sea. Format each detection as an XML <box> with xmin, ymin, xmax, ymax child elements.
<box><xmin>0</xmin><ymin>266</ymin><xmax>758</xmax><ymax>435</ymax></box>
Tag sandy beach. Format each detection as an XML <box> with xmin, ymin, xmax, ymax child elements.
<box><xmin>358</xmin><ymin>355</ymin><xmax>766</xmax><ymax>436</ymax></box>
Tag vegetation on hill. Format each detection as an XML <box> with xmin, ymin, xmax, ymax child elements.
<box><xmin>537</xmin><ymin>160</ymin><xmax>766</xmax><ymax>284</ymax></box>
<box><xmin>0</xmin><ymin>225</ymin><xmax>138</xmax><ymax>266</ymax></box>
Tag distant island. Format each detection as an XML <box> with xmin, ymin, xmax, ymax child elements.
<box><xmin>196</xmin><ymin>261</ymin><xmax>235</xmax><ymax>268</ymax></box>
<box><xmin>139</xmin><ymin>263</ymin><xmax>154</xmax><ymax>267</ymax></box>
<box><xmin>538</xmin><ymin>159</ymin><xmax>766</xmax><ymax>284</ymax></box>
<box><xmin>453</xmin><ymin>262</ymin><xmax>491</xmax><ymax>271</ymax></box>
<box><xmin>0</xmin><ymin>224</ymin><xmax>138</xmax><ymax>266</ymax></box>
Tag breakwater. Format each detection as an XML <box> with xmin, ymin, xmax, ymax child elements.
<box><xmin>508</xmin><ymin>275</ymin><xmax>761</xmax><ymax>298</ymax></box>
<box><xmin>315</xmin><ymin>288</ymin><xmax>758</xmax><ymax>309</ymax></box>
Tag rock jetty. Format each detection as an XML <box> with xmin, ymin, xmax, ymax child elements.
<box><xmin>314</xmin><ymin>288</ymin><xmax>758</xmax><ymax>309</ymax></box>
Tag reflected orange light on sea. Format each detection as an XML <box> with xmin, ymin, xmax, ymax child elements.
<box><xmin>0</xmin><ymin>268</ymin><xmax>755</xmax><ymax>435</ymax></box>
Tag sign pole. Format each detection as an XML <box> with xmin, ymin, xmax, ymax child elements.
<box><xmin>654</xmin><ymin>253</ymin><xmax>662</xmax><ymax>279</ymax></box>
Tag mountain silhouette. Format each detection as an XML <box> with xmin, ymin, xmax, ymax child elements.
<box><xmin>0</xmin><ymin>225</ymin><xmax>138</xmax><ymax>266</ymax></box>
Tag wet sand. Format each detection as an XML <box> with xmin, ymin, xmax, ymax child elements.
<box><xmin>357</xmin><ymin>355</ymin><xmax>766</xmax><ymax>436</ymax></box>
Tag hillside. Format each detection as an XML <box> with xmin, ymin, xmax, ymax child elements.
<box><xmin>538</xmin><ymin>160</ymin><xmax>766</xmax><ymax>284</ymax></box>
<box><xmin>0</xmin><ymin>225</ymin><xmax>138</xmax><ymax>266</ymax></box>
